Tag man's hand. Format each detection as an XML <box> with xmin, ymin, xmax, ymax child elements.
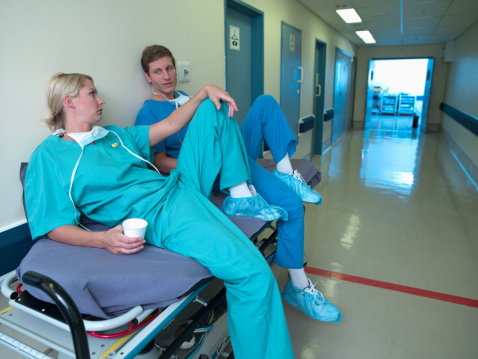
<box><xmin>203</xmin><ymin>84</ymin><xmax>238</xmax><ymax>117</ymax></box>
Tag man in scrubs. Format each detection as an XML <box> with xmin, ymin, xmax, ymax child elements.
<box><xmin>135</xmin><ymin>45</ymin><xmax>342</xmax><ymax>323</ymax></box>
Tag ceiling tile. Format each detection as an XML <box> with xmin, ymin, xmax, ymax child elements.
<box><xmin>403</xmin><ymin>1</ymin><xmax>451</xmax><ymax>18</ymax></box>
<box><xmin>404</xmin><ymin>27</ymin><xmax>434</xmax><ymax>36</ymax></box>
<box><xmin>350</xmin><ymin>0</ymin><xmax>392</xmax><ymax>9</ymax></box>
<box><xmin>439</xmin><ymin>13</ymin><xmax>478</xmax><ymax>26</ymax></box>
<box><xmin>445</xmin><ymin>0</ymin><xmax>478</xmax><ymax>15</ymax></box>
<box><xmin>403</xmin><ymin>17</ymin><xmax>441</xmax><ymax>28</ymax></box>
<box><xmin>433</xmin><ymin>24</ymin><xmax>470</xmax><ymax>36</ymax></box>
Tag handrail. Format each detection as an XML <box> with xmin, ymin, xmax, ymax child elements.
<box><xmin>440</xmin><ymin>103</ymin><xmax>478</xmax><ymax>136</ymax></box>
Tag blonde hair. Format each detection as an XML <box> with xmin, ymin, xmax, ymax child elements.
<box><xmin>44</xmin><ymin>72</ymin><xmax>94</xmax><ymax>131</ymax></box>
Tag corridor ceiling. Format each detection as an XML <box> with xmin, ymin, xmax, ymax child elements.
<box><xmin>298</xmin><ymin>0</ymin><xmax>478</xmax><ymax>46</ymax></box>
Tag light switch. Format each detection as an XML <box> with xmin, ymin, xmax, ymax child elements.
<box><xmin>177</xmin><ymin>61</ymin><xmax>190</xmax><ymax>82</ymax></box>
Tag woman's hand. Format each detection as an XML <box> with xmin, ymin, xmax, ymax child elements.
<box><xmin>102</xmin><ymin>225</ymin><xmax>146</xmax><ymax>255</ymax></box>
<box><xmin>48</xmin><ymin>224</ymin><xmax>145</xmax><ymax>255</ymax></box>
<box><xmin>202</xmin><ymin>84</ymin><xmax>238</xmax><ymax>117</ymax></box>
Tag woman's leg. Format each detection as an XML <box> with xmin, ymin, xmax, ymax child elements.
<box><xmin>176</xmin><ymin>99</ymin><xmax>287</xmax><ymax>221</ymax></box>
<box><xmin>147</xmin><ymin>187</ymin><xmax>295</xmax><ymax>359</ymax></box>
<box><xmin>177</xmin><ymin>99</ymin><xmax>250</xmax><ymax>198</ymax></box>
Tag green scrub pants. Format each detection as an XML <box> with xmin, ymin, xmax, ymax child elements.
<box><xmin>145</xmin><ymin>100</ymin><xmax>294</xmax><ymax>359</ymax></box>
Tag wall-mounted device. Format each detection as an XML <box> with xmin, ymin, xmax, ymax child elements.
<box><xmin>177</xmin><ymin>61</ymin><xmax>190</xmax><ymax>82</ymax></box>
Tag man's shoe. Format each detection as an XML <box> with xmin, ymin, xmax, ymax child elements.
<box><xmin>273</xmin><ymin>170</ymin><xmax>323</xmax><ymax>204</ymax></box>
<box><xmin>282</xmin><ymin>279</ymin><xmax>342</xmax><ymax>322</ymax></box>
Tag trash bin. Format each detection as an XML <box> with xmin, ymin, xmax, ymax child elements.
<box><xmin>412</xmin><ymin>114</ymin><xmax>419</xmax><ymax>128</ymax></box>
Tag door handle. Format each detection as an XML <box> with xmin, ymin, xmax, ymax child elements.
<box><xmin>315</xmin><ymin>85</ymin><xmax>322</xmax><ymax>97</ymax></box>
<box><xmin>293</xmin><ymin>67</ymin><xmax>303</xmax><ymax>83</ymax></box>
<box><xmin>315</xmin><ymin>73</ymin><xmax>321</xmax><ymax>97</ymax></box>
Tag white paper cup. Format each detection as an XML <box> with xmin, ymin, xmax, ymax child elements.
<box><xmin>122</xmin><ymin>218</ymin><xmax>148</xmax><ymax>238</ymax></box>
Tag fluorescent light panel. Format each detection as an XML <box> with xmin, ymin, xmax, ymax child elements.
<box><xmin>356</xmin><ymin>30</ymin><xmax>376</xmax><ymax>44</ymax></box>
<box><xmin>336</xmin><ymin>8</ymin><xmax>362</xmax><ymax>23</ymax></box>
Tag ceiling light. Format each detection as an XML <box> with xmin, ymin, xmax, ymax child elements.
<box><xmin>336</xmin><ymin>9</ymin><xmax>362</xmax><ymax>23</ymax></box>
<box><xmin>356</xmin><ymin>30</ymin><xmax>376</xmax><ymax>44</ymax></box>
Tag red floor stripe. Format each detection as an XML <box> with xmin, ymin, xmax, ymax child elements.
<box><xmin>305</xmin><ymin>267</ymin><xmax>478</xmax><ymax>308</ymax></box>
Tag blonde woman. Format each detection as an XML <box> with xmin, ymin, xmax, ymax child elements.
<box><xmin>25</xmin><ymin>72</ymin><xmax>294</xmax><ymax>359</ymax></box>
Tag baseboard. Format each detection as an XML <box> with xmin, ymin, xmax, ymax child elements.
<box><xmin>321</xmin><ymin>138</ymin><xmax>332</xmax><ymax>154</ymax></box>
<box><xmin>426</xmin><ymin>123</ymin><xmax>441</xmax><ymax>132</ymax></box>
<box><xmin>442</xmin><ymin>132</ymin><xmax>478</xmax><ymax>187</ymax></box>
<box><xmin>353</xmin><ymin>121</ymin><xmax>365</xmax><ymax>129</ymax></box>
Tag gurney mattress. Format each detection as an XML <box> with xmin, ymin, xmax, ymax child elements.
<box><xmin>16</xmin><ymin>238</ymin><xmax>212</xmax><ymax>318</ymax></box>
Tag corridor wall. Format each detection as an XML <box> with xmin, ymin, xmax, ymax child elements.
<box><xmin>441</xmin><ymin>21</ymin><xmax>478</xmax><ymax>176</ymax></box>
<box><xmin>0</xmin><ymin>0</ymin><xmax>356</xmax><ymax>231</ymax></box>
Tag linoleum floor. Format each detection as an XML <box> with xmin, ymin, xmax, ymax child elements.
<box><xmin>279</xmin><ymin>115</ymin><xmax>478</xmax><ymax>358</ymax></box>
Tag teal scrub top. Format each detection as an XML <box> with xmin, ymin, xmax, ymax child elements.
<box><xmin>25</xmin><ymin>125</ymin><xmax>178</xmax><ymax>240</ymax></box>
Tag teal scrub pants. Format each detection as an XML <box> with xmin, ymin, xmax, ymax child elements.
<box><xmin>145</xmin><ymin>100</ymin><xmax>294</xmax><ymax>359</ymax></box>
<box><xmin>240</xmin><ymin>95</ymin><xmax>305</xmax><ymax>269</ymax></box>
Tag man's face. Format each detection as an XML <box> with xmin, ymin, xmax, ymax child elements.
<box><xmin>145</xmin><ymin>56</ymin><xmax>177</xmax><ymax>100</ymax></box>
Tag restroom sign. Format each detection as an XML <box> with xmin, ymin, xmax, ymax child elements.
<box><xmin>230</xmin><ymin>25</ymin><xmax>240</xmax><ymax>51</ymax></box>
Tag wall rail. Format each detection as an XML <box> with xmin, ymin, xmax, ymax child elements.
<box><xmin>440</xmin><ymin>103</ymin><xmax>478</xmax><ymax>136</ymax></box>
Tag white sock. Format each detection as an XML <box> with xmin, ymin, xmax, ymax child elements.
<box><xmin>228</xmin><ymin>182</ymin><xmax>253</xmax><ymax>198</ymax></box>
<box><xmin>276</xmin><ymin>153</ymin><xmax>293</xmax><ymax>174</ymax></box>
<box><xmin>288</xmin><ymin>268</ymin><xmax>309</xmax><ymax>290</ymax></box>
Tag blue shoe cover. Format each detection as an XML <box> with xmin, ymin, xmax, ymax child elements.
<box><xmin>273</xmin><ymin>170</ymin><xmax>323</xmax><ymax>205</ymax></box>
<box><xmin>282</xmin><ymin>279</ymin><xmax>342</xmax><ymax>323</ymax></box>
<box><xmin>222</xmin><ymin>189</ymin><xmax>288</xmax><ymax>222</ymax></box>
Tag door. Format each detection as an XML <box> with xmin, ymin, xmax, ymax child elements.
<box><xmin>225</xmin><ymin>1</ymin><xmax>263</xmax><ymax>125</ymax></box>
<box><xmin>364</xmin><ymin>60</ymin><xmax>376</xmax><ymax>130</ymax></box>
<box><xmin>313</xmin><ymin>40</ymin><xmax>326</xmax><ymax>155</ymax></box>
<box><xmin>332</xmin><ymin>49</ymin><xmax>354</xmax><ymax>144</ymax></box>
<box><xmin>280</xmin><ymin>22</ymin><xmax>302</xmax><ymax>139</ymax></box>
<box><xmin>420</xmin><ymin>58</ymin><xmax>434</xmax><ymax>132</ymax></box>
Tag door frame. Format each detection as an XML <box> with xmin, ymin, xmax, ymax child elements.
<box><xmin>224</xmin><ymin>0</ymin><xmax>264</xmax><ymax>101</ymax></box>
<box><xmin>280</xmin><ymin>21</ymin><xmax>302</xmax><ymax>139</ymax></box>
<box><xmin>332</xmin><ymin>47</ymin><xmax>355</xmax><ymax>144</ymax></box>
<box><xmin>364</xmin><ymin>57</ymin><xmax>435</xmax><ymax>131</ymax></box>
<box><xmin>313</xmin><ymin>39</ymin><xmax>326</xmax><ymax>155</ymax></box>
<box><xmin>420</xmin><ymin>58</ymin><xmax>434</xmax><ymax>133</ymax></box>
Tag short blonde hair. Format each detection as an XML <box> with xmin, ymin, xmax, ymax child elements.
<box><xmin>44</xmin><ymin>72</ymin><xmax>93</xmax><ymax>131</ymax></box>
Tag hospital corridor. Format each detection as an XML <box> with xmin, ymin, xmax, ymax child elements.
<box><xmin>275</xmin><ymin>115</ymin><xmax>478</xmax><ymax>358</ymax></box>
<box><xmin>2</xmin><ymin>0</ymin><xmax>478</xmax><ymax>358</ymax></box>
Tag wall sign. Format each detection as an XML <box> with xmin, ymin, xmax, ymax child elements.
<box><xmin>290</xmin><ymin>34</ymin><xmax>295</xmax><ymax>51</ymax></box>
<box><xmin>230</xmin><ymin>25</ymin><xmax>240</xmax><ymax>51</ymax></box>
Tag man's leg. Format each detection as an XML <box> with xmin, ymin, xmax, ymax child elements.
<box><xmin>248</xmin><ymin>158</ymin><xmax>304</xmax><ymax>269</ymax></box>
<box><xmin>240</xmin><ymin>95</ymin><xmax>321</xmax><ymax>204</ymax></box>
<box><xmin>240</xmin><ymin>94</ymin><xmax>297</xmax><ymax>162</ymax></box>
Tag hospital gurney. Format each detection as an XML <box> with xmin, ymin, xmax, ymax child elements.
<box><xmin>0</xmin><ymin>158</ymin><xmax>320</xmax><ymax>359</ymax></box>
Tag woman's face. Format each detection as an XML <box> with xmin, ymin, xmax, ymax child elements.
<box><xmin>71</xmin><ymin>79</ymin><xmax>105</xmax><ymax>124</ymax></box>
<box><xmin>145</xmin><ymin>56</ymin><xmax>177</xmax><ymax>99</ymax></box>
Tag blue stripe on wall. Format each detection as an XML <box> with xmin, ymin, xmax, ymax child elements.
<box><xmin>440</xmin><ymin>103</ymin><xmax>478</xmax><ymax>136</ymax></box>
<box><xmin>0</xmin><ymin>223</ymin><xmax>34</xmax><ymax>275</ymax></box>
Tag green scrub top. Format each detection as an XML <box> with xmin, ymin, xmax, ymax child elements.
<box><xmin>25</xmin><ymin>125</ymin><xmax>178</xmax><ymax>240</ymax></box>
